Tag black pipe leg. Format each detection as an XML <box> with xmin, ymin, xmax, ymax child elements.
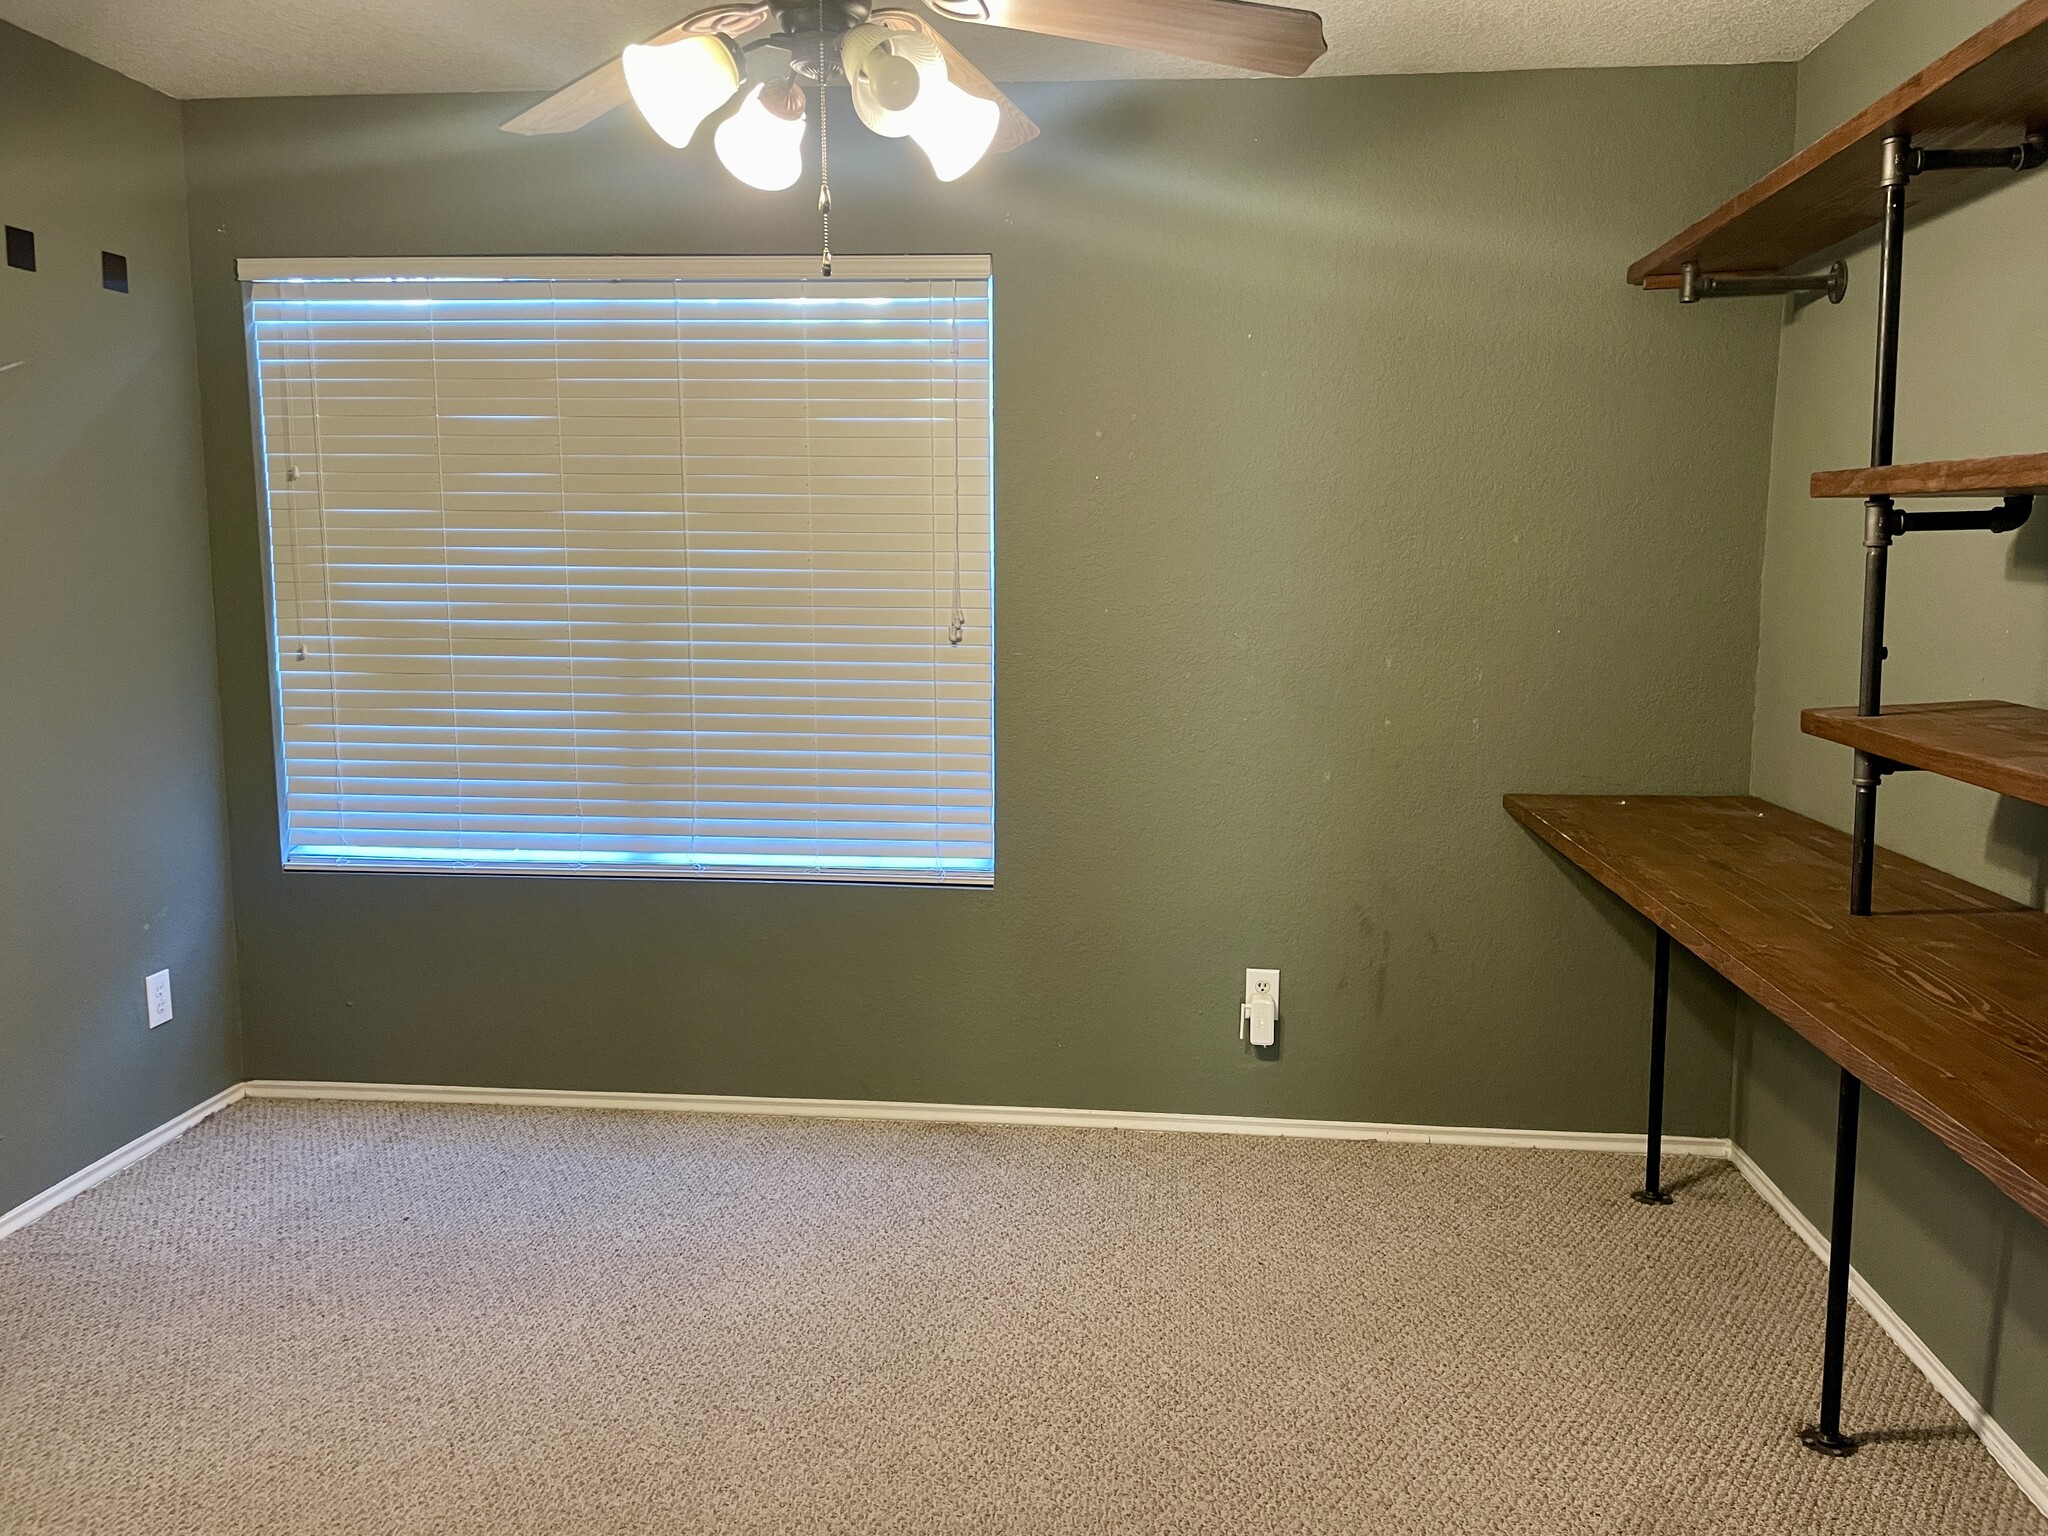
<box><xmin>1850</xmin><ymin>516</ymin><xmax>1892</xmax><ymax>919</ymax></box>
<box><xmin>1850</xmin><ymin>770</ymin><xmax>1881</xmax><ymax>917</ymax></box>
<box><xmin>1800</xmin><ymin>1070</ymin><xmax>1863</xmax><ymax>1457</ymax></box>
<box><xmin>1632</xmin><ymin>930</ymin><xmax>1674</xmax><ymax>1206</ymax></box>
<box><xmin>1849</xmin><ymin>142</ymin><xmax>1906</xmax><ymax>920</ymax></box>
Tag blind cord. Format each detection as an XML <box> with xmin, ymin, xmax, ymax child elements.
<box><xmin>303</xmin><ymin>295</ymin><xmax>347</xmax><ymax>841</ymax></box>
<box><xmin>549</xmin><ymin>281</ymin><xmax>590</xmax><ymax>858</ymax></box>
<box><xmin>949</xmin><ymin>281</ymin><xmax>965</xmax><ymax>646</ymax></box>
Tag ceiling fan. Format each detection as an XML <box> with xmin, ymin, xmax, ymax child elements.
<box><xmin>502</xmin><ymin>0</ymin><xmax>1328</xmax><ymax>190</ymax></box>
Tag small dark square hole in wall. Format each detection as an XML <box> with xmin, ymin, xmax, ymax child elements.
<box><xmin>101</xmin><ymin>251</ymin><xmax>129</xmax><ymax>293</ymax></box>
<box><xmin>4</xmin><ymin>226</ymin><xmax>32</xmax><ymax>271</ymax></box>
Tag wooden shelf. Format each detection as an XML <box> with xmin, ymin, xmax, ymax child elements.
<box><xmin>1629</xmin><ymin>0</ymin><xmax>2048</xmax><ymax>286</ymax></box>
<box><xmin>1802</xmin><ymin>700</ymin><xmax>2048</xmax><ymax>806</ymax></box>
<box><xmin>1810</xmin><ymin>452</ymin><xmax>2048</xmax><ymax>500</ymax></box>
<box><xmin>1505</xmin><ymin>793</ymin><xmax>2048</xmax><ymax>1226</ymax></box>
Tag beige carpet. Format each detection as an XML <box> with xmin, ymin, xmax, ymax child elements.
<box><xmin>1</xmin><ymin>1101</ymin><xmax>2038</xmax><ymax>1536</ymax></box>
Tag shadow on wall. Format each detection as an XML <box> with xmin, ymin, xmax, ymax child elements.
<box><xmin>1987</xmin><ymin>800</ymin><xmax>2048</xmax><ymax>908</ymax></box>
<box><xmin>2007</xmin><ymin>503</ymin><xmax>2048</xmax><ymax>589</ymax></box>
<box><xmin>1971</xmin><ymin>513</ymin><xmax>2048</xmax><ymax>901</ymax></box>
<box><xmin>1925</xmin><ymin>1146</ymin><xmax>2048</xmax><ymax>1449</ymax></box>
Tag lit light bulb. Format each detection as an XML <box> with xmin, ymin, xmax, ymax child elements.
<box><xmin>909</xmin><ymin>81</ymin><xmax>1001</xmax><ymax>182</ymax></box>
<box><xmin>715</xmin><ymin>85</ymin><xmax>807</xmax><ymax>192</ymax></box>
<box><xmin>844</xmin><ymin>25</ymin><xmax>942</xmax><ymax>138</ymax></box>
<box><xmin>622</xmin><ymin>34</ymin><xmax>741</xmax><ymax>149</ymax></box>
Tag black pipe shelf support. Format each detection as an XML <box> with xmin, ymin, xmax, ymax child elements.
<box><xmin>1800</xmin><ymin>1069</ymin><xmax>1865</xmax><ymax>1458</ymax></box>
<box><xmin>1680</xmin><ymin>260</ymin><xmax>1848</xmax><ymax>305</ymax></box>
<box><xmin>1801</xmin><ymin>123</ymin><xmax>2043</xmax><ymax>1461</ymax></box>
<box><xmin>1869</xmin><ymin>493</ymin><xmax>2035</xmax><ymax>538</ymax></box>
<box><xmin>1847</xmin><ymin>129</ymin><xmax>2041</xmax><ymax>923</ymax></box>
<box><xmin>1633</xmin><ymin>928</ymin><xmax>1676</xmax><ymax>1207</ymax></box>
<box><xmin>1908</xmin><ymin>135</ymin><xmax>2048</xmax><ymax>177</ymax></box>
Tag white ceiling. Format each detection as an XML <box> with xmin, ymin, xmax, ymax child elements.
<box><xmin>2</xmin><ymin>0</ymin><xmax>1875</xmax><ymax>98</ymax></box>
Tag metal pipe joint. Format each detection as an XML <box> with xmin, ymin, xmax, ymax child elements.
<box><xmin>1875</xmin><ymin>493</ymin><xmax>2035</xmax><ymax>539</ymax></box>
<box><xmin>1881</xmin><ymin>133</ymin><xmax>1914</xmax><ymax>189</ymax></box>
<box><xmin>1910</xmin><ymin>133</ymin><xmax>2048</xmax><ymax>177</ymax></box>
<box><xmin>1679</xmin><ymin>260</ymin><xmax>1848</xmax><ymax>305</ymax></box>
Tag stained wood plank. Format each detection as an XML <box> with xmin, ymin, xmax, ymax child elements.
<box><xmin>1628</xmin><ymin>0</ymin><xmax>2048</xmax><ymax>285</ymax></box>
<box><xmin>1504</xmin><ymin>793</ymin><xmax>2048</xmax><ymax>1227</ymax></box>
<box><xmin>1803</xmin><ymin>701</ymin><xmax>2048</xmax><ymax>807</ymax></box>
<box><xmin>1810</xmin><ymin>453</ymin><xmax>2048</xmax><ymax>500</ymax></box>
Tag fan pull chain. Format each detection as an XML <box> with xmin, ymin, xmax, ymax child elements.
<box><xmin>818</xmin><ymin>4</ymin><xmax>832</xmax><ymax>276</ymax></box>
<box><xmin>818</xmin><ymin>130</ymin><xmax>831</xmax><ymax>276</ymax></box>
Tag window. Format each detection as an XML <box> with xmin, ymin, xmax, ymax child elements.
<box><xmin>244</xmin><ymin>256</ymin><xmax>993</xmax><ymax>883</ymax></box>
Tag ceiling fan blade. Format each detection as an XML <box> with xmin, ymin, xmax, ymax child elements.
<box><xmin>874</xmin><ymin>11</ymin><xmax>1041</xmax><ymax>155</ymax></box>
<box><xmin>501</xmin><ymin>4</ymin><xmax>772</xmax><ymax>136</ymax></box>
<box><xmin>923</xmin><ymin>0</ymin><xmax>1325</xmax><ymax>76</ymax></box>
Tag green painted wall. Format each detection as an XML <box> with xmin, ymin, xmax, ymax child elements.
<box><xmin>180</xmin><ymin>66</ymin><xmax>1793</xmax><ymax>1130</ymax></box>
<box><xmin>0</xmin><ymin>24</ymin><xmax>241</xmax><ymax>1216</ymax></box>
<box><xmin>1742</xmin><ymin>0</ymin><xmax>2048</xmax><ymax>1467</ymax></box>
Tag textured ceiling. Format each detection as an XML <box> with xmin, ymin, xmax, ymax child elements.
<box><xmin>1</xmin><ymin>0</ymin><xmax>1875</xmax><ymax>98</ymax></box>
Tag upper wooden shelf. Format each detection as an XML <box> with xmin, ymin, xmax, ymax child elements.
<box><xmin>1629</xmin><ymin>0</ymin><xmax>2048</xmax><ymax>286</ymax></box>
<box><xmin>1505</xmin><ymin>793</ymin><xmax>2048</xmax><ymax>1227</ymax></box>
<box><xmin>1810</xmin><ymin>452</ymin><xmax>2048</xmax><ymax>500</ymax></box>
<box><xmin>1802</xmin><ymin>700</ymin><xmax>2048</xmax><ymax>806</ymax></box>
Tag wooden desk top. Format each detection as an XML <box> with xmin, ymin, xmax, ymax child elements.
<box><xmin>1506</xmin><ymin>793</ymin><xmax>2048</xmax><ymax>1225</ymax></box>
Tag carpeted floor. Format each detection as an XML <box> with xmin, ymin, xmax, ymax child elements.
<box><xmin>1</xmin><ymin>1101</ymin><xmax>2039</xmax><ymax>1535</ymax></box>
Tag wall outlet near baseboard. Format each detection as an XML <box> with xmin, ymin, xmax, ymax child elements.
<box><xmin>1241</xmin><ymin>968</ymin><xmax>1279</xmax><ymax>1048</ymax></box>
<box><xmin>145</xmin><ymin>969</ymin><xmax>173</xmax><ymax>1028</ymax></box>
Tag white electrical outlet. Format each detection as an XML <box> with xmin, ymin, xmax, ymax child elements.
<box><xmin>1241</xmin><ymin>968</ymin><xmax>1279</xmax><ymax>1047</ymax></box>
<box><xmin>145</xmin><ymin>969</ymin><xmax>173</xmax><ymax>1029</ymax></box>
<box><xmin>1245</xmin><ymin>969</ymin><xmax>1279</xmax><ymax>1011</ymax></box>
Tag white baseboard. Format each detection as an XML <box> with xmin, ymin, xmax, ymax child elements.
<box><xmin>1729</xmin><ymin>1145</ymin><xmax>2048</xmax><ymax>1517</ymax></box>
<box><xmin>240</xmin><ymin>1079</ymin><xmax>1732</xmax><ymax>1156</ymax></box>
<box><xmin>0</xmin><ymin>1082</ymin><xmax>244</xmax><ymax>1241</ymax></box>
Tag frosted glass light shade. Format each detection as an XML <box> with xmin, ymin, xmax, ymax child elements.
<box><xmin>909</xmin><ymin>81</ymin><xmax>1001</xmax><ymax>182</ymax></box>
<box><xmin>715</xmin><ymin>86</ymin><xmax>807</xmax><ymax>191</ymax></box>
<box><xmin>844</xmin><ymin>25</ymin><xmax>945</xmax><ymax>139</ymax></box>
<box><xmin>623</xmin><ymin>34</ymin><xmax>742</xmax><ymax>149</ymax></box>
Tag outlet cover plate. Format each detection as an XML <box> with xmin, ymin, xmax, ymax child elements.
<box><xmin>1244</xmin><ymin>968</ymin><xmax>1279</xmax><ymax>1012</ymax></box>
<box><xmin>145</xmin><ymin>969</ymin><xmax>173</xmax><ymax>1028</ymax></box>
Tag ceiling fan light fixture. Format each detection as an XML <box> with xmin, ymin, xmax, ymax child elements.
<box><xmin>844</xmin><ymin>24</ymin><xmax>946</xmax><ymax>139</ymax></box>
<box><xmin>622</xmin><ymin>33</ymin><xmax>743</xmax><ymax>149</ymax></box>
<box><xmin>867</xmin><ymin>51</ymin><xmax>926</xmax><ymax>113</ymax></box>
<box><xmin>908</xmin><ymin>80</ymin><xmax>1001</xmax><ymax>182</ymax></box>
<box><xmin>714</xmin><ymin>83</ymin><xmax>808</xmax><ymax>191</ymax></box>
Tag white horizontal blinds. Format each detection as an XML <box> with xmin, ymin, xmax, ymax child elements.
<box><xmin>250</xmin><ymin>267</ymin><xmax>993</xmax><ymax>881</ymax></box>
